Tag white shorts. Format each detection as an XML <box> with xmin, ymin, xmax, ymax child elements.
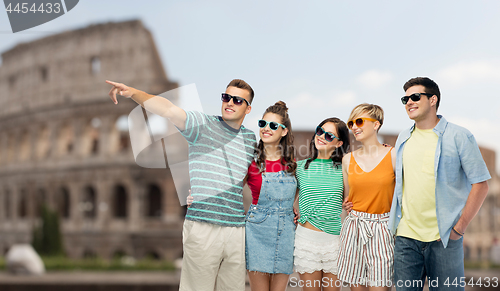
<box><xmin>179</xmin><ymin>220</ymin><xmax>246</xmax><ymax>291</ymax></box>
<box><xmin>337</xmin><ymin>210</ymin><xmax>394</xmax><ymax>287</ymax></box>
<box><xmin>293</xmin><ymin>224</ymin><xmax>340</xmax><ymax>275</ymax></box>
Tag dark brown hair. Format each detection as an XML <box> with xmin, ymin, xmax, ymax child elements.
<box><xmin>403</xmin><ymin>77</ymin><xmax>441</xmax><ymax>111</ymax></box>
<box><xmin>255</xmin><ymin>101</ymin><xmax>297</xmax><ymax>174</ymax></box>
<box><xmin>304</xmin><ymin>117</ymin><xmax>350</xmax><ymax>169</ymax></box>
<box><xmin>227</xmin><ymin>79</ymin><xmax>254</xmax><ymax>104</ymax></box>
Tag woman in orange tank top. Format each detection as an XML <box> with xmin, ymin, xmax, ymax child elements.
<box><xmin>336</xmin><ymin>104</ymin><xmax>396</xmax><ymax>291</ymax></box>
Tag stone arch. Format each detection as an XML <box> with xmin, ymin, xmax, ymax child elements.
<box><xmin>36</xmin><ymin>125</ymin><xmax>50</xmax><ymax>160</ymax></box>
<box><xmin>18</xmin><ymin>188</ymin><xmax>28</xmax><ymax>218</ymax></box>
<box><xmin>82</xmin><ymin>186</ymin><xmax>97</xmax><ymax>219</ymax></box>
<box><xmin>57</xmin><ymin>187</ymin><xmax>70</xmax><ymax>219</ymax></box>
<box><xmin>19</xmin><ymin>130</ymin><xmax>30</xmax><ymax>161</ymax></box>
<box><xmin>90</xmin><ymin>56</ymin><xmax>101</xmax><ymax>75</ymax></box>
<box><xmin>113</xmin><ymin>115</ymin><xmax>130</xmax><ymax>153</ymax></box>
<box><xmin>58</xmin><ymin>122</ymin><xmax>74</xmax><ymax>156</ymax></box>
<box><xmin>34</xmin><ymin>188</ymin><xmax>46</xmax><ymax>218</ymax></box>
<box><xmin>4</xmin><ymin>188</ymin><xmax>11</xmax><ymax>219</ymax></box>
<box><xmin>83</xmin><ymin>118</ymin><xmax>101</xmax><ymax>156</ymax></box>
<box><xmin>7</xmin><ymin>132</ymin><xmax>16</xmax><ymax>163</ymax></box>
<box><xmin>113</xmin><ymin>184</ymin><xmax>128</xmax><ymax>218</ymax></box>
<box><xmin>146</xmin><ymin>184</ymin><xmax>162</xmax><ymax>218</ymax></box>
<box><xmin>40</xmin><ymin>66</ymin><xmax>48</xmax><ymax>82</ymax></box>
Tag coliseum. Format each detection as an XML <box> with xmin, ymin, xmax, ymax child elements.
<box><xmin>0</xmin><ymin>20</ymin><xmax>186</xmax><ymax>261</ymax></box>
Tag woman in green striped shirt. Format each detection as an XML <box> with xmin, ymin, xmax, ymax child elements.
<box><xmin>294</xmin><ymin>117</ymin><xmax>350</xmax><ymax>291</ymax></box>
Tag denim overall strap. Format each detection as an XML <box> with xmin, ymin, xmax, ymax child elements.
<box><xmin>256</xmin><ymin>171</ymin><xmax>296</xmax><ymax>211</ymax></box>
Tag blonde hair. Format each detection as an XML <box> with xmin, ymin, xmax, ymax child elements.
<box><xmin>348</xmin><ymin>103</ymin><xmax>384</xmax><ymax>131</ymax></box>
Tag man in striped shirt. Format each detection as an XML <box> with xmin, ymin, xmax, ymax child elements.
<box><xmin>107</xmin><ymin>79</ymin><xmax>256</xmax><ymax>291</ymax></box>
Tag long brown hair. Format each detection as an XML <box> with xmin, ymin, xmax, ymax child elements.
<box><xmin>255</xmin><ymin>101</ymin><xmax>297</xmax><ymax>174</ymax></box>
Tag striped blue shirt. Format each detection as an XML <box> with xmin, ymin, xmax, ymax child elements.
<box><xmin>179</xmin><ymin>111</ymin><xmax>256</xmax><ymax>226</ymax></box>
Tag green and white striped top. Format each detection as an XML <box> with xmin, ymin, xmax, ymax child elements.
<box><xmin>296</xmin><ymin>158</ymin><xmax>344</xmax><ymax>235</ymax></box>
<box><xmin>179</xmin><ymin>111</ymin><xmax>256</xmax><ymax>227</ymax></box>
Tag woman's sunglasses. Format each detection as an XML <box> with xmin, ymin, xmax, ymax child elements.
<box><xmin>315</xmin><ymin>126</ymin><xmax>338</xmax><ymax>142</ymax></box>
<box><xmin>347</xmin><ymin>117</ymin><xmax>377</xmax><ymax>129</ymax></box>
<box><xmin>401</xmin><ymin>92</ymin><xmax>433</xmax><ymax>105</ymax></box>
<box><xmin>221</xmin><ymin>93</ymin><xmax>250</xmax><ymax>106</ymax></box>
<box><xmin>258</xmin><ymin>120</ymin><xmax>286</xmax><ymax>130</ymax></box>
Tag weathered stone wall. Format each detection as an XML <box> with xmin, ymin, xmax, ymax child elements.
<box><xmin>0</xmin><ymin>20</ymin><xmax>185</xmax><ymax>261</ymax></box>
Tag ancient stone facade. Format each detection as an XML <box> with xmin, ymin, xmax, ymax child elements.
<box><xmin>0</xmin><ymin>20</ymin><xmax>185</xmax><ymax>261</ymax></box>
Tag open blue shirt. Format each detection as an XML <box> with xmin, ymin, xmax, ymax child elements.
<box><xmin>388</xmin><ymin>115</ymin><xmax>491</xmax><ymax>248</ymax></box>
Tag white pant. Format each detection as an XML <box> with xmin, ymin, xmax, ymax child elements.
<box><xmin>179</xmin><ymin>220</ymin><xmax>246</xmax><ymax>291</ymax></box>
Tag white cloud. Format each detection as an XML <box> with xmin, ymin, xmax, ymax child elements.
<box><xmin>288</xmin><ymin>90</ymin><xmax>357</xmax><ymax>109</ymax></box>
<box><xmin>287</xmin><ymin>92</ymin><xmax>315</xmax><ymax>109</ymax></box>
<box><xmin>436</xmin><ymin>60</ymin><xmax>500</xmax><ymax>85</ymax></box>
<box><xmin>357</xmin><ymin>70</ymin><xmax>393</xmax><ymax>89</ymax></box>
<box><xmin>329</xmin><ymin>90</ymin><xmax>357</xmax><ymax>107</ymax></box>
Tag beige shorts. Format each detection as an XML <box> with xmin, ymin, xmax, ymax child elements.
<box><xmin>179</xmin><ymin>220</ymin><xmax>246</xmax><ymax>291</ymax></box>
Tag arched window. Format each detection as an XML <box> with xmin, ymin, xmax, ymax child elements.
<box><xmin>4</xmin><ymin>189</ymin><xmax>11</xmax><ymax>219</ymax></box>
<box><xmin>115</xmin><ymin>115</ymin><xmax>130</xmax><ymax>152</ymax></box>
<box><xmin>34</xmin><ymin>189</ymin><xmax>46</xmax><ymax>218</ymax></box>
<box><xmin>40</xmin><ymin>66</ymin><xmax>48</xmax><ymax>82</ymax></box>
<box><xmin>57</xmin><ymin>187</ymin><xmax>70</xmax><ymax>219</ymax></box>
<box><xmin>37</xmin><ymin>125</ymin><xmax>50</xmax><ymax>159</ymax></box>
<box><xmin>91</xmin><ymin>57</ymin><xmax>101</xmax><ymax>75</ymax></box>
<box><xmin>58</xmin><ymin>123</ymin><xmax>74</xmax><ymax>155</ymax></box>
<box><xmin>113</xmin><ymin>185</ymin><xmax>127</xmax><ymax>218</ymax></box>
<box><xmin>146</xmin><ymin>184</ymin><xmax>162</xmax><ymax>217</ymax></box>
<box><xmin>19</xmin><ymin>130</ymin><xmax>30</xmax><ymax>161</ymax></box>
<box><xmin>19</xmin><ymin>189</ymin><xmax>27</xmax><ymax>218</ymax></box>
<box><xmin>82</xmin><ymin>186</ymin><xmax>96</xmax><ymax>219</ymax></box>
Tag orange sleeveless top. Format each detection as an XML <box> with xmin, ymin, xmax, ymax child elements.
<box><xmin>348</xmin><ymin>149</ymin><xmax>395</xmax><ymax>214</ymax></box>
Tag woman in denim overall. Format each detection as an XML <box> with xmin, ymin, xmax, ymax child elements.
<box><xmin>245</xmin><ymin>101</ymin><xmax>297</xmax><ymax>291</ymax></box>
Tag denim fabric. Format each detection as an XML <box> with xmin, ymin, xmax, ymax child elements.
<box><xmin>245</xmin><ymin>171</ymin><xmax>297</xmax><ymax>274</ymax></box>
<box><xmin>388</xmin><ymin>116</ymin><xmax>491</xmax><ymax>248</ymax></box>
<box><xmin>394</xmin><ymin>236</ymin><xmax>464</xmax><ymax>291</ymax></box>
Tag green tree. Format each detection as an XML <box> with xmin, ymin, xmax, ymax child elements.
<box><xmin>32</xmin><ymin>205</ymin><xmax>64</xmax><ymax>256</ymax></box>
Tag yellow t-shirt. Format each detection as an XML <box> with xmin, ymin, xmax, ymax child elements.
<box><xmin>397</xmin><ymin>127</ymin><xmax>440</xmax><ymax>241</ymax></box>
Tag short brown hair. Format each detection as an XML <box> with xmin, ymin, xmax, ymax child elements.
<box><xmin>403</xmin><ymin>77</ymin><xmax>440</xmax><ymax>111</ymax></box>
<box><xmin>348</xmin><ymin>103</ymin><xmax>384</xmax><ymax>131</ymax></box>
<box><xmin>227</xmin><ymin>79</ymin><xmax>254</xmax><ymax>104</ymax></box>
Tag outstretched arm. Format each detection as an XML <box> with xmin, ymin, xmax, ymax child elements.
<box><xmin>106</xmin><ymin>80</ymin><xmax>187</xmax><ymax>130</ymax></box>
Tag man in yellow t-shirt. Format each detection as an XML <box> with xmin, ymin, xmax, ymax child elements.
<box><xmin>388</xmin><ymin>77</ymin><xmax>491</xmax><ymax>291</ymax></box>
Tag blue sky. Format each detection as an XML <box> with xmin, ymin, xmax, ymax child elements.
<box><xmin>1</xmin><ymin>0</ymin><xmax>500</xmax><ymax>173</ymax></box>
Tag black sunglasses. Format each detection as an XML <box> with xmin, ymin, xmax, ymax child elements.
<box><xmin>258</xmin><ymin>119</ymin><xmax>286</xmax><ymax>131</ymax></box>
<box><xmin>401</xmin><ymin>93</ymin><xmax>434</xmax><ymax>105</ymax></box>
<box><xmin>315</xmin><ymin>126</ymin><xmax>338</xmax><ymax>142</ymax></box>
<box><xmin>221</xmin><ymin>93</ymin><xmax>250</xmax><ymax>106</ymax></box>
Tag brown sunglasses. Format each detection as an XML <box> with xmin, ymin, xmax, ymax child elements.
<box><xmin>347</xmin><ymin>117</ymin><xmax>377</xmax><ymax>129</ymax></box>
